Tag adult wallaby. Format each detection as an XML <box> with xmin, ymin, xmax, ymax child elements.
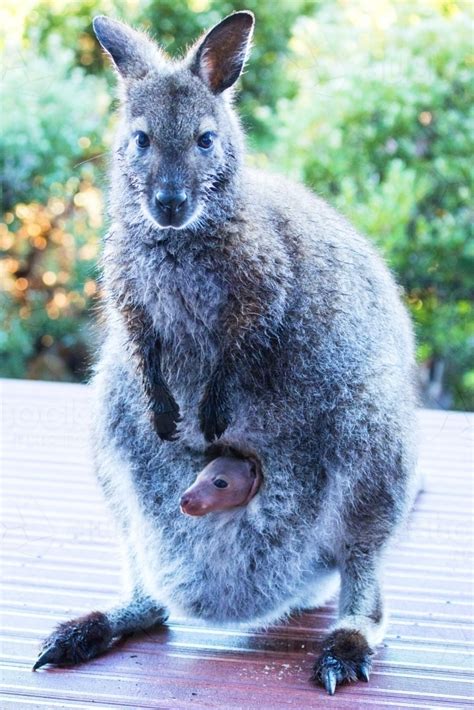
<box><xmin>34</xmin><ymin>11</ymin><xmax>418</xmax><ymax>694</ymax></box>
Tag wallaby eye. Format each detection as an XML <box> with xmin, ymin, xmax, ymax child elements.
<box><xmin>213</xmin><ymin>478</ymin><xmax>228</xmax><ymax>489</ymax></box>
<box><xmin>135</xmin><ymin>131</ymin><xmax>150</xmax><ymax>149</ymax></box>
<box><xmin>197</xmin><ymin>131</ymin><xmax>214</xmax><ymax>150</ymax></box>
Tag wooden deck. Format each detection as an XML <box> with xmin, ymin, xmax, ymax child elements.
<box><xmin>1</xmin><ymin>378</ymin><xmax>473</xmax><ymax>709</ymax></box>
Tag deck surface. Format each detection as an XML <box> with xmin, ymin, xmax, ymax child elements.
<box><xmin>0</xmin><ymin>378</ymin><xmax>473</xmax><ymax>709</ymax></box>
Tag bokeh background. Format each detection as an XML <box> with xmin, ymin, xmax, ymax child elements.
<box><xmin>0</xmin><ymin>0</ymin><xmax>472</xmax><ymax>409</ymax></box>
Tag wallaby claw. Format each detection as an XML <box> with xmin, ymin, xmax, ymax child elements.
<box><xmin>153</xmin><ymin>410</ymin><xmax>181</xmax><ymax>441</ymax></box>
<box><xmin>323</xmin><ymin>668</ymin><xmax>337</xmax><ymax>695</ymax></box>
<box><xmin>32</xmin><ymin>646</ymin><xmax>57</xmax><ymax>671</ymax></box>
<box><xmin>159</xmin><ymin>430</ymin><xmax>180</xmax><ymax>442</ymax></box>
<box><xmin>311</xmin><ymin>628</ymin><xmax>373</xmax><ymax>694</ymax></box>
<box><xmin>33</xmin><ymin>611</ymin><xmax>113</xmax><ymax>670</ymax></box>
<box><xmin>199</xmin><ymin>401</ymin><xmax>228</xmax><ymax>442</ymax></box>
<box><xmin>357</xmin><ymin>661</ymin><xmax>371</xmax><ymax>682</ymax></box>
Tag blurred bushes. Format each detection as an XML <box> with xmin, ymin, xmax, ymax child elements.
<box><xmin>0</xmin><ymin>36</ymin><xmax>109</xmax><ymax>379</ymax></box>
<box><xmin>0</xmin><ymin>0</ymin><xmax>472</xmax><ymax>407</ymax></box>
<box><xmin>271</xmin><ymin>0</ymin><xmax>474</xmax><ymax>409</ymax></box>
<box><xmin>1</xmin><ymin>42</ymin><xmax>109</xmax><ymax>206</ymax></box>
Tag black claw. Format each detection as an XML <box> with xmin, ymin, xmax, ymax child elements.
<box><xmin>32</xmin><ymin>646</ymin><xmax>57</xmax><ymax>671</ymax></box>
<box><xmin>159</xmin><ymin>429</ymin><xmax>180</xmax><ymax>442</ymax></box>
<box><xmin>357</xmin><ymin>662</ymin><xmax>371</xmax><ymax>682</ymax></box>
<box><xmin>202</xmin><ymin>416</ymin><xmax>227</xmax><ymax>443</ymax></box>
<box><xmin>323</xmin><ymin>668</ymin><xmax>337</xmax><ymax>695</ymax></box>
<box><xmin>153</xmin><ymin>411</ymin><xmax>180</xmax><ymax>441</ymax></box>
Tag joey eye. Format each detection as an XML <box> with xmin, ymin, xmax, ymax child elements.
<box><xmin>135</xmin><ymin>131</ymin><xmax>150</xmax><ymax>149</ymax></box>
<box><xmin>197</xmin><ymin>131</ymin><xmax>214</xmax><ymax>150</ymax></box>
<box><xmin>213</xmin><ymin>479</ymin><xmax>228</xmax><ymax>489</ymax></box>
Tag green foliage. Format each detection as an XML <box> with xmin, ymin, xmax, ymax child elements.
<box><xmin>0</xmin><ymin>190</ymin><xmax>102</xmax><ymax>381</ymax></box>
<box><xmin>271</xmin><ymin>0</ymin><xmax>474</xmax><ymax>408</ymax></box>
<box><xmin>1</xmin><ymin>40</ymin><xmax>109</xmax><ymax>208</ymax></box>
<box><xmin>0</xmin><ymin>39</ymin><xmax>108</xmax><ymax>379</ymax></box>
<box><xmin>23</xmin><ymin>0</ymin><xmax>140</xmax><ymax>74</ymax></box>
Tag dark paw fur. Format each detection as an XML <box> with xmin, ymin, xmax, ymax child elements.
<box><xmin>153</xmin><ymin>410</ymin><xmax>181</xmax><ymax>441</ymax></box>
<box><xmin>199</xmin><ymin>390</ymin><xmax>228</xmax><ymax>442</ymax></box>
<box><xmin>152</xmin><ymin>388</ymin><xmax>181</xmax><ymax>441</ymax></box>
<box><xmin>311</xmin><ymin>629</ymin><xmax>374</xmax><ymax>695</ymax></box>
<box><xmin>33</xmin><ymin>611</ymin><xmax>114</xmax><ymax>670</ymax></box>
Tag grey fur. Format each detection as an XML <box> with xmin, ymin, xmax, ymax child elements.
<box><xmin>36</xmin><ymin>13</ymin><xmax>418</xmax><ymax>692</ymax></box>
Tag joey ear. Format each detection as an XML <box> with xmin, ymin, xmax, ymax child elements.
<box><xmin>92</xmin><ymin>15</ymin><xmax>162</xmax><ymax>80</ymax></box>
<box><xmin>190</xmin><ymin>11</ymin><xmax>254</xmax><ymax>94</ymax></box>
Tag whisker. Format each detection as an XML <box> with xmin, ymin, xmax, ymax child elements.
<box><xmin>73</xmin><ymin>152</ymin><xmax>108</xmax><ymax>169</ymax></box>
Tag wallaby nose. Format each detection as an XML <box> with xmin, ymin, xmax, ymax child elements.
<box><xmin>155</xmin><ymin>189</ymin><xmax>187</xmax><ymax>214</ymax></box>
<box><xmin>180</xmin><ymin>493</ymin><xmax>195</xmax><ymax>516</ymax></box>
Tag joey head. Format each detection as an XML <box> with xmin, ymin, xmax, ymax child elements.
<box><xmin>180</xmin><ymin>456</ymin><xmax>262</xmax><ymax>516</ymax></box>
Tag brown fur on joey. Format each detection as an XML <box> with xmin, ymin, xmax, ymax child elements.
<box><xmin>180</xmin><ymin>456</ymin><xmax>262</xmax><ymax>516</ymax></box>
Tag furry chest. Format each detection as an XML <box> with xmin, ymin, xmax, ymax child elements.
<box><xmin>144</xmin><ymin>259</ymin><xmax>226</xmax><ymax>387</ymax></box>
<box><xmin>148</xmin><ymin>260</ymin><xmax>224</xmax><ymax>339</ymax></box>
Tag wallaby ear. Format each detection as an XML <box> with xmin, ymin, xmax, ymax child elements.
<box><xmin>92</xmin><ymin>15</ymin><xmax>162</xmax><ymax>80</ymax></box>
<box><xmin>190</xmin><ymin>11</ymin><xmax>254</xmax><ymax>94</ymax></box>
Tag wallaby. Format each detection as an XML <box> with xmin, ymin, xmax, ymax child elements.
<box><xmin>34</xmin><ymin>11</ymin><xmax>418</xmax><ymax>694</ymax></box>
<box><xmin>180</xmin><ymin>455</ymin><xmax>262</xmax><ymax>516</ymax></box>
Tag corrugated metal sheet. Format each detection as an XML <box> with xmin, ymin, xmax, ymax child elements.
<box><xmin>1</xmin><ymin>378</ymin><xmax>473</xmax><ymax>709</ymax></box>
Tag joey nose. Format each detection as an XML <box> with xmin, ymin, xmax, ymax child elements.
<box><xmin>180</xmin><ymin>494</ymin><xmax>190</xmax><ymax>509</ymax></box>
<box><xmin>180</xmin><ymin>494</ymin><xmax>194</xmax><ymax>514</ymax></box>
<box><xmin>155</xmin><ymin>189</ymin><xmax>187</xmax><ymax>214</ymax></box>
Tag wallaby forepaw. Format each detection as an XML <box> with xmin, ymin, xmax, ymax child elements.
<box><xmin>153</xmin><ymin>411</ymin><xmax>181</xmax><ymax>441</ymax></box>
<box><xmin>151</xmin><ymin>394</ymin><xmax>181</xmax><ymax>441</ymax></box>
<box><xmin>33</xmin><ymin>611</ymin><xmax>113</xmax><ymax>670</ymax></box>
<box><xmin>199</xmin><ymin>394</ymin><xmax>228</xmax><ymax>442</ymax></box>
<box><xmin>311</xmin><ymin>629</ymin><xmax>373</xmax><ymax>695</ymax></box>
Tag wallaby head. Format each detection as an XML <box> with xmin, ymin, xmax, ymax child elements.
<box><xmin>93</xmin><ymin>12</ymin><xmax>254</xmax><ymax>232</ymax></box>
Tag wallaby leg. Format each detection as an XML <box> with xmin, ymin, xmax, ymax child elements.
<box><xmin>33</xmin><ymin>592</ymin><xmax>168</xmax><ymax>670</ymax></box>
<box><xmin>312</xmin><ymin>551</ymin><xmax>385</xmax><ymax>694</ymax></box>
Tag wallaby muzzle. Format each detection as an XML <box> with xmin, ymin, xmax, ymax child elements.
<box><xmin>148</xmin><ymin>186</ymin><xmax>196</xmax><ymax>229</ymax></box>
<box><xmin>154</xmin><ymin>189</ymin><xmax>188</xmax><ymax>228</ymax></box>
